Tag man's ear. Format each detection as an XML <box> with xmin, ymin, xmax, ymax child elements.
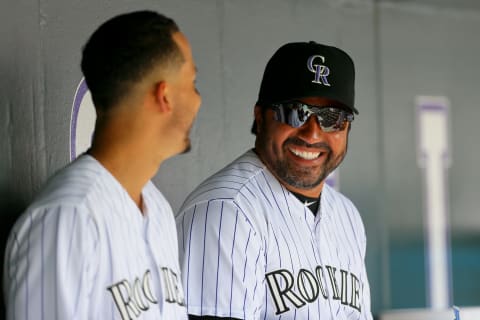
<box><xmin>254</xmin><ymin>105</ymin><xmax>263</xmax><ymax>134</ymax></box>
<box><xmin>154</xmin><ymin>81</ymin><xmax>171</xmax><ymax>113</ymax></box>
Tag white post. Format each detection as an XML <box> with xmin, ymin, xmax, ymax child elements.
<box><xmin>416</xmin><ymin>96</ymin><xmax>451</xmax><ymax>310</ymax></box>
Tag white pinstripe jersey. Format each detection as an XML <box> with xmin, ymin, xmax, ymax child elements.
<box><xmin>4</xmin><ymin>155</ymin><xmax>187</xmax><ymax>320</ymax></box>
<box><xmin>176</xmin><ymin>150</ymin><xmax>373</xmax><ymax>320</ymax></box>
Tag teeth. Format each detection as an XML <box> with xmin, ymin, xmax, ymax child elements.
<box><xmin>289</xmin><ymin>148</ymin><xmax>320</xmax><ymax>160</ymax></box>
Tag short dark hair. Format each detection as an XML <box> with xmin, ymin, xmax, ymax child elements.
<box><xmin>81</xmin><ymin>11</ymin><xmax>183</xmax><ymax>111</ymax></box>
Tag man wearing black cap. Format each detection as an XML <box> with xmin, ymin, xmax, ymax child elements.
<box><xmin>176</xmin><ymin>41</ymin><xmax>373</xmax><ymax>320</ymax></box>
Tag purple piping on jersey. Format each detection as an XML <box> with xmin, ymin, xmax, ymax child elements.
<box><xmin>214</xmin><ymin>202</ymin><xmax>224</xmax><ymax>314</ymax></box>
<box><xmin>187</xmin><ymin>205</ymin><xmax>198</xmax><ymax>308</ymax></box>
<box><xmin>272</xmin><ymin>229</ymin><xmax>282</xmax><ymax>268</ymax></box>
<box><xmin>253</xmin><ymin>249</ymin><xmax>261</xmax><ymax>304</ymax></box>
<box><xmin>243</xmin><ymin>289</ymin><xmax>247</xmax><ymax>320</ymax></box>
<box><xmin>241</xmin><ymin>229</ymin><xmax>250</xmax><ymax>317</ymax></box>
<box><xmin>229</xmin><ymin>210</ymin><xmax>239</xmax><ymax>317</ymax></box>
<box><xmin>242</xmin><ymin>230</ymin><xmax>252</xmax><ymax>282</ymax></box>
<box><xmin>200</xmin><ymin>202</ymin><xmax>211</xmax><ymax>314</ymax></box>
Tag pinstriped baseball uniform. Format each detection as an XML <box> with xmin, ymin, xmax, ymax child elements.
<box><xmin>4</xmin><ymin>155</ymin><xmax>187</xmax><ymax>320</ymax></box>
<box><xmin>176</xmin><ymin>149</ymin><xmax>372</xmax><ymax>320</ymax></box>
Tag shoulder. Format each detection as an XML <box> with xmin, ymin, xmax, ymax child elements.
<box><xmin>176</xmin><ymin>150</ymin><xmax>277</xmax><ymax>239</ymax></box>
<box><xmin>32</xmin><ymin>155</ymin><xmax>113</xmax><ymax>209</ymax></box>
<box><xmin>10</xmin><ymin>156</ymin><xmax>117</xmax><ymax>237</ymax></box>
<box><xmin>5</xmin><ymin>158</ymin><xmax>104</xmax><ymax>263</ymax></box>
<box><xmin>179</xmin><ymin>150</ymin><xmax>268</xmax><ymax>211</ymax></box>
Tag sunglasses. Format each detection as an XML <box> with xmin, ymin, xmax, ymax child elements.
<box><xmin>269</xmin><ymin>101</ymin><xmax>354</xmax><ymax>132</ymax></box>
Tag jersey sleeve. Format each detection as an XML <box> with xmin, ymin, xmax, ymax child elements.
<box><xmin>3</xmin><ymin>204</ymin><xmax>99</xmax><ymax>320</ymax></box>
<box><xmin>177</xmin><ymin>199</ymin><xmax>265</xmax><ymax>320</ymax></box>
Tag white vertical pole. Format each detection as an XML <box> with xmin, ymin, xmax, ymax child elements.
<box><xmin>416</xmin><ymin>96</ymin><xmax>451</xmax><ymax>310</ymax></box>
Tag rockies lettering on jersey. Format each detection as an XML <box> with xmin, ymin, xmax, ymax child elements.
<box><xmin>108</xmin><ymin>267</ymin><xmax>185</xmax><ymax>320</ymax></box>
<box><xmin>266</xmin><ymin>265</ymin><xmax>361</xmax><ymax>315</ymax></box>
<box><xmin>161</xmin><ymin>267</ymin><xmax>186</xmax><ymax>305</ymax></box>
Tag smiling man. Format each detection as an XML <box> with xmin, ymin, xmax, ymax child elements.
<box><xmin>176</xmin><ymin>41</ymin><xmax>373</xmax><ymax>320</ymax></box>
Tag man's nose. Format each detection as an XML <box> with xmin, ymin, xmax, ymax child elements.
<box><xmin>297</xmin><ymin>115</ymin><xmax>326</xmax><ymax>141</ymax></box>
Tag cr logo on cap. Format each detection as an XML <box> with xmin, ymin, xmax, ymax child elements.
<box><xmin>307</xmin><ymin>55</ymin><xmax>331</xmax><ymax>86</ymax></box>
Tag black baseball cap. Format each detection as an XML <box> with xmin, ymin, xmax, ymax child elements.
<box><xmin>256</xmin><ymin>41</ymin><xmax>357</xmax><ymax>114</ymax></box>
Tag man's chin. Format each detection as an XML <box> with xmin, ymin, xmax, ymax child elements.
<box><xmin>285</xmin><ymin>176</ymin><xmax>324</xmax><ymax>190</ymax></box>
<box><xmin>181</xmin><ymin>141</ymin><xmax>191</xmax><ymax>154</ymax></box>
<box><xmin>282</xmin><ymin>163</ymin><xmax>331</xmax><ymax>189</ymax></box>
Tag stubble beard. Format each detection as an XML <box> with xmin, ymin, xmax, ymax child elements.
<box><xmin>273</xmin><ymin>151</ymin><xmax>344</xmax><ymax>189</ymax></box>
<box><xmin>272</xmin><ymin>139</ymin><xmax>347</xmax><ymax>190</ymax></box>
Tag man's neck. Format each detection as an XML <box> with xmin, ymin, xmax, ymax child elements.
<box><xmin>88</xmin><ymin>143</ymin><xmax>160</xmax><ymax>212</ymax></box>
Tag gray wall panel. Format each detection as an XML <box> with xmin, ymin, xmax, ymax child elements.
<box><xmin>1</xmin><ymin>0</ymin><xmax>480</xmax><ymax>317</ymax></box>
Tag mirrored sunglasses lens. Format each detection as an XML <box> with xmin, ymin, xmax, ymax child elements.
<box><xmin>273</xmin><ymin>103</ymin><xmax>352</xmax><ymax>131</ymax></box>
<box><xmin>287</xmin><ymin>106</ymin><xmax>306</xmax><ymax>128</ymax></box>
<box><xmin>274</xmin><ymin>103</ymin><xmax>308</xmax><ymax>128</ymax></box>
<box><xmin>318</xmin><ymin>108</ymin><xmax>346</xmax><ymax>132</ymax></box>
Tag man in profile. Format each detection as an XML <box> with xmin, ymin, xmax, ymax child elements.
<box><xmin>4</xmin><ymin>10</ymin><xmax>201</xmax><ymax>319</ymax></box>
